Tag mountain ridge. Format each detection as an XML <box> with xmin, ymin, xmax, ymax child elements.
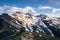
<box><xmin>0</xmin><ymin>12</ymin><xmax>60</xmax><ymax>40</ymax></box>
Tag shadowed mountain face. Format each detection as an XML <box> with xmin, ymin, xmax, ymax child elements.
<box><xmin>0</xmin><ymin>12</ymin><xmax>60</xmax><ymax>40</ymax></box>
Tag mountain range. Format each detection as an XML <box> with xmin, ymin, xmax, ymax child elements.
<box><xmin>0</xmin><ymin>12</ymin><xmax>60</xmax><ymax>40</ymax></box>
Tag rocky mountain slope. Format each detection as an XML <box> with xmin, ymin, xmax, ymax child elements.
<box><xmin>0</xmin><ymin>12</ymin><xmax>60</xmax><ymax>40</ymax></box>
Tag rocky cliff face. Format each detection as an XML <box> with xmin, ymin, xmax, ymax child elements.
<box><xmin>0</xmin><ymin>12</ymin><xmax>60</xmax><ymax>40</ymax></box>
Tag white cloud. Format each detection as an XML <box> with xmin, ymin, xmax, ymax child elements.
<box><xmin>7</xmin><ymin>6</ymin><xmax>23</xmax><ymax>13</ymax></box>
<box><xmin>38</xmin><ymin>6</ymin><xmax>52</xmax><ymax>9</ymax></box>
<box><xmin>0</xmin><ymin>5</ymin><xmax>60</xmax><ymax>17</ymax></box>
<box><xmin>0</xmin><ymin>7</ymin><xmax>3</xmax><ymax>11</ymax></box>
<box><xmin>0</xmin><ymin>6</ymin><xmax>12</xmax><ymax>11</ymax></box>
<box><xmin>52</xmin><ymin>8</ymin><xmax>60</xmax><ymax>13</ymax></box>
<box><xmin>22</xmin><ymin>6</ymin><xmax>37</xmax><ymax>13</ymax></box>
<box><xmin>46</xmin><ymin>14</ymin><xmax>60</xmax><ymax>17</ymax></box>
<box><xmin>38</xmin><ymin>6</ymin><xmax>60</xmax><ymax>14</ymax></box>
<box><xmin>0</xmin><ymin>6</ymin><xmax>37</xmax><ymax>14</ymax></box>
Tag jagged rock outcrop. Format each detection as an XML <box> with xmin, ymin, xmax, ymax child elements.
<box><xmin>0</xmin><ymin>12</ymin><xmax>60</xmax><ymax>40</ymax></box>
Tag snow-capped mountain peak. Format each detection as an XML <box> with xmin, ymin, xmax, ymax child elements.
<box><xmin>0</xmin><ymin>12</ymin><xmax>60</xmax><ymax>38</ymax></box>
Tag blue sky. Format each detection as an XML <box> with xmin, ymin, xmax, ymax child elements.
<box><xmin>0</xmin><ymin>0</ymin><xmax>60</xmax><ymax>8</ymax></box>
<box><xmin>0</xmin><ymin>0</ymin><xmax>60</xmax><ymax>15</ymax></box>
